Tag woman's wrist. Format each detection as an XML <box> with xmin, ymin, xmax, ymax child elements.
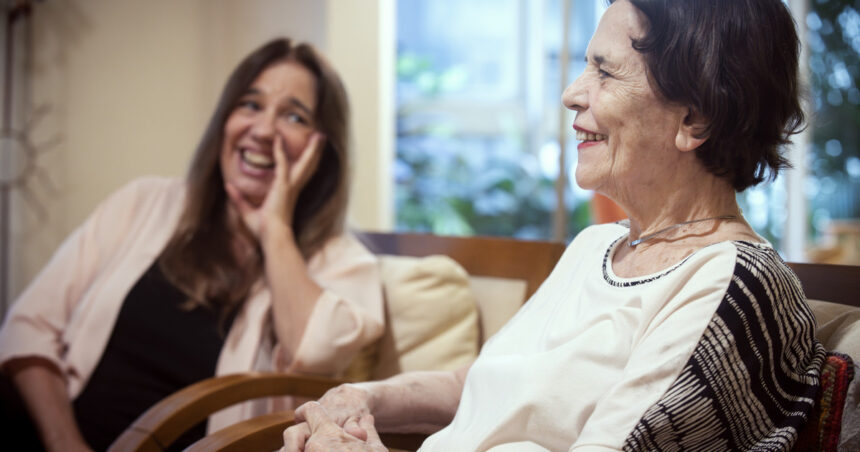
<box><xmin>347</xmin><ymin>382</ymin><xmax>378</xmax><ymax>413</ymax></box>
<box><xmin>260</xmin><ymin>222</ymin><xmax>296</xmax><ymax>251</ymax></box>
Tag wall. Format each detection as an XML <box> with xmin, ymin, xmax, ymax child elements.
<box><xmin>326</xmin><ymin>0</ymin><xmax>395</xmax><ymax>231</ymax></box>
<box><xmin>5</xmin><ymin>0</ymin><xmax>391</xmax><ymax>304</ymax></box>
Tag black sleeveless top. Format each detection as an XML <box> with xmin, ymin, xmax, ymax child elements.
<box><xmin>73</xmin><ymin>261</ymin><xmax>234</xmax><ymax>451</ymax></box>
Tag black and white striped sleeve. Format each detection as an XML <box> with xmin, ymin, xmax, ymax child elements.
<box><xmin>622</xmin><ymin>242</ymin><xmax>826</xmax><ymax>451</ymax></box>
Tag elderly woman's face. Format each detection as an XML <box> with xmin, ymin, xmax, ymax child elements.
<box><xmin>562</xmin><ymin>0</ymin><xmax>688</xmax><ymax>198</ymax></box>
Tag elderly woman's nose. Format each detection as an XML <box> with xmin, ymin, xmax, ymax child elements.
<box><xmin>562</xmin><ymin>74</ymin><xmax>588</xmax><ymax>112</ymax></box>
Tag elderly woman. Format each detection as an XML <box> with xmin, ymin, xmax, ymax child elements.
<box><xmin>0</xmin><ymin>38</ymin><xmax>384</xmax><ymax>451</ymax></box>
<box><xmin>284</xmin><ymin>0</ymin><xmax>825</xmax><ymax>450</ymax></box>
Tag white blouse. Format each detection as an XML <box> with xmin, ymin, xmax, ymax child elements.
<box><xmin>420</xmin><ymin>223</ymin><xmax>823</xmax><ymax>451</ymax></box>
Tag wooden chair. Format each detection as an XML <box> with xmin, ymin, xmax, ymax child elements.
<box><xmin>108</xmin><ymin>232</ymin><xmax>566</xmax><ymax>452</ymax></box>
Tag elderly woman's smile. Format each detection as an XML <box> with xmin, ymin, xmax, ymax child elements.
<box><xmin>574</xmin><ymin>126</ymin><xmax>607</xmax><ymax>148</ymax></box>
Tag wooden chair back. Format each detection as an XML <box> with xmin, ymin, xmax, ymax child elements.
<box><xmin>357</xmin><ymin>231</ymin><xmax>566</xmax><ymax>300</ymax></box>
<box><xmin>787</xmin><ymin>262</ymin><xmax>860</xmax><ymax>308</ymax></box>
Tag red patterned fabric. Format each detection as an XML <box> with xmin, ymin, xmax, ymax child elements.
<box><xmin>795</xmin><ymin>352</ymin><xmax>855</xmax><ymax>452</ymax></box>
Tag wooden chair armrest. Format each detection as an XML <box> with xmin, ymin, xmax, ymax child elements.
<box><xmin>185</xmin><ymin>411</ymin><xmax>297</xmax><ymax>452</ymax></box>
<box><xmin>109</xmin><ymin>372</ymin><xmax>345</xmax><ymax>452</ymax></box>
<box><xmin>186</xmin><ymin>410</ymin><xmax>429</xmax><ymax>452</ymax></box>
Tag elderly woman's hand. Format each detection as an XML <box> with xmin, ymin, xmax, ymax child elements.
<box><xmin>308</xmin><ymin>383</ymin><xmax>374</xmax><ymax>426</ymax></box>
<box><xmin>283</xmin><ymin>383</ymin><xmax>375</xmax><ymax>446</ymax></box>
<box><xmin>282</xmin><ymin>402</ymin><xmax>387</xmax><ymax>452</ymax></box>
<box><xmin>225</xmin><ymin>132</ymin><xmax>324</xmax><ymax>242</ymax></box>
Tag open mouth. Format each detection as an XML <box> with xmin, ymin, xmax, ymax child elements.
<box><xmin>241</xmin><ymin>149</ymin><xmax>275</xmax><ymax>170</ymax></box>
<box><xmin>575</xmin><ymin>130</ymin><xmax>608</xmax><ymax>142</ymax></box>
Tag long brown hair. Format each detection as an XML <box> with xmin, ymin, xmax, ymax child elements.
<box><xmin>159</xmin><ymin>38</ymin><xmax>350</xmax><ymax>316</ymax></box>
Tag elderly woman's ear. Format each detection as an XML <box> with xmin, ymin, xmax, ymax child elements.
<box><xmin>675</xmin><ymin>107</ymin><xmax>709</xmax><ymax>152</ymax></box>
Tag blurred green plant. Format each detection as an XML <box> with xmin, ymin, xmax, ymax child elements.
<box><xmin>394</xmin><ymin>51</ymin><xmax>591</xmax><ymax>239</ymax></box>
<box><xmin>805</xmin><ymin>0</ymin><xmax>860</xmax><ymax>235</ymax></box>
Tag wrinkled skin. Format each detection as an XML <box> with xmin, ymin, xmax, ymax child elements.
<box><xmin>281</xmin><ymin>402</ymin><xmax>387</xmax><ymax>452</ymax></box>
<box><xmin>282</xmin><ymin>384</ymin><xmax>374</xmax><ymax>447</ymax></box>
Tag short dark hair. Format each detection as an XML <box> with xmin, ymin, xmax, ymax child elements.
<box><xmin>612</xmin><ymin>0</ymin><xmax>805</xmax><ymax>192</ymax></box>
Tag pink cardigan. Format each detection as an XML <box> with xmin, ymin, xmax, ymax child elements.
<box><xmin>0</xmin><ymin>177</ymin><xmax>385</xmax><ymax>431</ymax></box>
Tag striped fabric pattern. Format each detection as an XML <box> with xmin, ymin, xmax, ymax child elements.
<box><xmin>623</xmin><ymin>242</ymin><xmax>827</xmax><ymax>451</ymax></box>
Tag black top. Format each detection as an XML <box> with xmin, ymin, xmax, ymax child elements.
<box><xmin>73</xmin><ymin>261</ymin><xmax>233</xmax><ymax>451</ymax></box>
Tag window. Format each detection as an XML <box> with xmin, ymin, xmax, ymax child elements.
<box><xmin>394</xmin><ymin>0</ymin><xmax>860</xmax><ymax>265</ymax></box>
<box><xmin>395</xmin><ymin>0</ymin><xmax>605</xmax><ymax>240</ymax></box>
<box><xmin>803</xmin><ymin>0</ymin><xmax>860</xmax><ymax>263</ymax></box>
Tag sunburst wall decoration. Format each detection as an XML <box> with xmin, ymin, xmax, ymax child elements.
<box><xmin>2</xmin><ymin>0</ymin><xmax>56</xmax><ymax>313</ymax></box>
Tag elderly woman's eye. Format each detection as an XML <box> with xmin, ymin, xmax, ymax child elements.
<box><xmin>597</xmin><ymin>69</ymin><xmax>611</xmax><ymax>79</ymax></box>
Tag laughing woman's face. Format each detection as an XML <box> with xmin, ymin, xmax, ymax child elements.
<box><xmin>220</xmin><ymin>60</ymin><xmax>318</xmax><ymax>206</ymax></box>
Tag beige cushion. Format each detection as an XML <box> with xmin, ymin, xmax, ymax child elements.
<box><xmin>469</xmin><ymin>276</ymin><xmax>528</xmax><ymax>342</ymax></box>
<box><xmin>344</xmin><ymin>255</ymin><xmax>480</xmax><ymax>381</ymax></box>
<box><xmin>809</xmin><ymin>299</ymin><xmax>860</xmax><ymax>360</ymax></box>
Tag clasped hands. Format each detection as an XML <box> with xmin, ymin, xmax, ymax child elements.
<box><xmin>281</xmin><ymin>385</ymin><xmax>387</xmax><ymax>452</ymax></box>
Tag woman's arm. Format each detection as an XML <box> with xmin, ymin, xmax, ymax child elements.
<box><xmin>261</xmin><ymin>226</ymin><xmax>324</xmax><ymax>360</ymax></box>
<box><xmin>0</xmin><ymin>179</ymin><xmax>173</xmax><ymax>451</ymax></box>
<box><xmin>7</xmin><ymin>358</ymin><xmax>92</xmax><ymax>452</ymax></box>
<box><xmin>225</xmin><ymin>134</ymin><xmax>326</xmax><ymax>360</ymax></box>
<box><xmin>227</xmin><ymin>135</ymin><xmax>383</xmax><ymax>369</ymax></box>
<box><xmin>352</xmin><ymin>364</ymin><xmax>470</xmax><ymax>433</ymax></box>
<box><xmin>0</xmin><ymin>179</ymin><xmax>164</xmax><ymax>369</ymax></box>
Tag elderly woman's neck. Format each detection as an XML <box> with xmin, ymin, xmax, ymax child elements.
<box><xmin>619</xmin><ymin>167</ymin><xmax>741</xmax><ymax>243</ymax></box>
<box><xmin>610</xmin><ymin>169</ymin><xmax>758</xmax><ymax>277</ymax></box>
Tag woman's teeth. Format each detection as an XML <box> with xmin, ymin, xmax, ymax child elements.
<box><xmin>576</xmin><ymin>130</ymin><xmax>608</xmax><ymax>142</ymax></box>
<box><xmin>241</xmin><ymin>149</ymin><xmax>274</xmax><ymax>169</ymax></box>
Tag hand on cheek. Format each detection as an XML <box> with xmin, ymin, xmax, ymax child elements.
<box><xmin>225</xmin><ymin>132</ymin><xmax>325</xmax><ymax>242</ymax></box>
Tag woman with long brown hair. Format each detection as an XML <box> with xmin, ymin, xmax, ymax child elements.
<box><xmin>0</xmin><ymin>37</ymin><xmax>384</xmax><ymax>451</ymax></box>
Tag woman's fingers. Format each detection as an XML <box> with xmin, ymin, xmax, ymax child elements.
<box><xmin>282</xmin><ymin>422</ymin><xmax>311</xmax><ymax>452</ymax></box>
<box><xmin>302</xmin><ymin>402</ymin><xmax>329</xmax><ymax>432</ymax></box>
<box><xmin>290</xmin><ymin>402</ymin><xmax>385</xmax><ymax>452</ymax></box>
<box><xmin>272</xmin><ymin>135</ymin><xmax>290</xmax><ymax>185</ymax></box>
<box><xmin>313</xmin><ymin>383</ymin><xmax>372</xmax><ymax>427</ymax></box>
<box><xmin>359</xmin><ymin>415</ymin><xmax>384</xmax><ymax>446</ymax></box>
<box><xmin>294</xmin><ymin>401</ymin><xmax>311</xmax><ymax>422</ymax></box>
<box><xmin>343</xmin><ymin>416</ymin><xmax>368</xmax><ymax>441</ymax></box>
<box><xmin>290</xmin><ymin>132</ymin><xmax>325</xmax><ymax>188</ymax></box>
<box><xmin>302</xmin><ymin>402</ymin><xmax>336</xmax><ymax>435</ymax></box>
